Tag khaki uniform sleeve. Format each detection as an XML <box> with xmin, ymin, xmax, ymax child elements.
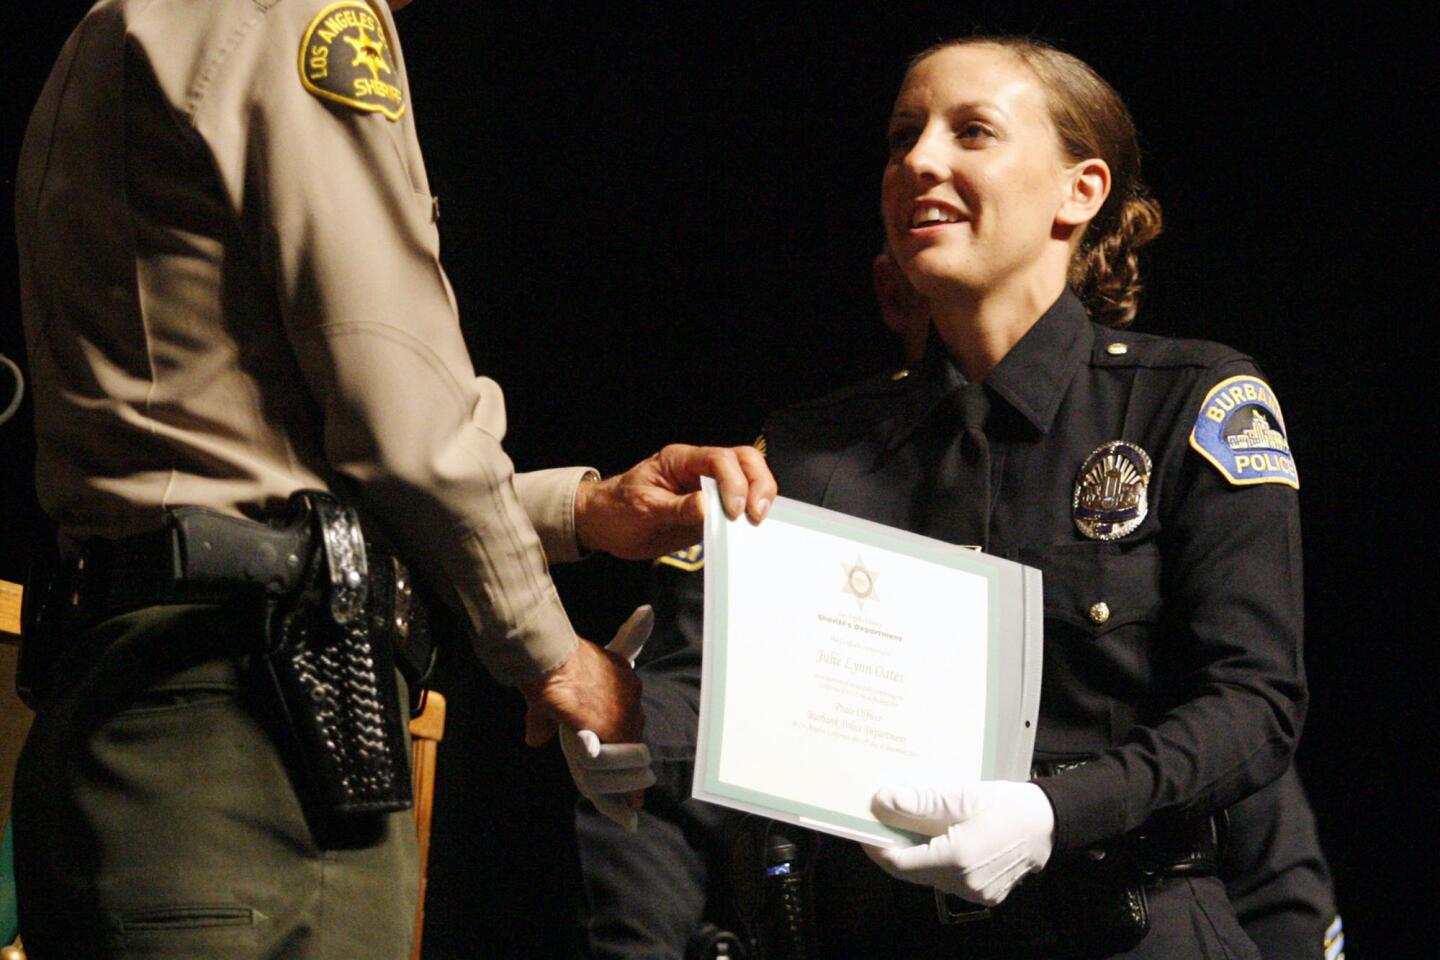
<box><xmin>149</xmin><ymin>0</ymin><xmax>575</xmax><ymax>682</ymax></box>
<box><xmin>513</xmin><ymin>467</ymin><xmax>597</xmax><ymax>564</ymax></box>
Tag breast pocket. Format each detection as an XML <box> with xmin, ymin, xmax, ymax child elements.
<box><xmin>1021</xmin><ymin>541</ymin><xmax>1165</xmax><ymax>754</ymax></box>
<box><xmin>1035</xmin><ymin>542</ymin><xmax>1164</xmax><ymax>639</ymax></box>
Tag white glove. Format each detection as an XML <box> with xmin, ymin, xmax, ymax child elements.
<box><xmin>560</xmin><ymin>605</ymin><xmax>657</xmax><ymax>831</ymax></box>
<box><xmin>863</xmin><ymin>780</ymin><xmax>1056</xmax><ymax>907</ymax></box>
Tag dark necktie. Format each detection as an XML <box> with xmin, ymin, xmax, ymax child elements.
<box><xmin>923</xmin><ymin>382</ymin><xmax>992</xmax><ymax>551</ymax></box>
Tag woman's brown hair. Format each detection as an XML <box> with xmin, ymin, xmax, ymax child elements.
<box><xmin>910</xmin><ymin>37</ymin><xmax>1163</xmax><ymax>327</ymax></box>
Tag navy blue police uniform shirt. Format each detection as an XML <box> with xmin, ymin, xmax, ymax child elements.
<box><xmin>642</xmin><ymin>287</ymin><xmax>1307</xmax><ymax>854</ymax></box>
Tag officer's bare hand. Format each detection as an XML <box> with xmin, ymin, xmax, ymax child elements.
<box><xmin>575</xmin><ymin>443</ymin><xmax>776</xmax><ymax>560</ymax></box>
<box><xmin>558</xmin><ymin>607</ymin><xmax>656</xmax><ymax>829</ymax></box>
<box><xmin>520</xmin><ymin>635</ymin><xmax>643</xmax><ymax>750</ymax></box>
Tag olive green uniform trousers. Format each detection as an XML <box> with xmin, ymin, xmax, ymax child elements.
<box><xmin>12</xmin><ymin>604</ymin><xmax>418</xmax><ymax>959</ymax></box>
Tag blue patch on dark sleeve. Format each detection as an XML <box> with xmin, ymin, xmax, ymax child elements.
<box><xmin>1188</xmin><ymin>375</ymin><xmax>1299</xmax><ymax>488</ymax></box>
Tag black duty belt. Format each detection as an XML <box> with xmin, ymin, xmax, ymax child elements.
<box><xmin>912</xmin><ymin>759</ymin><xmax>1229</xmax><ymax>957</ymax></box>
<box><xmin>23</xmin><ymin>491</ymin><xmax>438</xmax><ymax>703</ymax></box>
<box><xmin>731</xmin><ymin>765</ymin><xmax>1229</xmax><ymax>960</ymax></box>
<box><xmin>20</xmin><ymin>491</ymin><xmax>442</xmax><ymax>819</ymax></box>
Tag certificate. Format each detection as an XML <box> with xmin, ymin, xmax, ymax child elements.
<box><xmin>692</xmin><ymin>478</ymin><xmax>1043</xmax><ymax>845</ymax></box>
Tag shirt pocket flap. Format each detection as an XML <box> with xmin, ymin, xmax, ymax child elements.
<box><xmin>1025</xmin><ymin>543</ymin><xmax>1164</xmax><ymax>638</ymax></box>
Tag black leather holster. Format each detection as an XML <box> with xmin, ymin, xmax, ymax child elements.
<box><xmin>260</xmin><ymin>492</ymin><xmax>415</xmax><ymax>817</ymax></box>
<box><xmin>20</xmin><ymin>490</ymin><xmax>439</xmax><ymax>818</ymax></box>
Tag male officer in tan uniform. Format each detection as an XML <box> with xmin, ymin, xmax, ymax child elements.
<box><xmin>11</xmin><ymin>0</ymin><xmax>773</xmax><ymax>956</ymax></box>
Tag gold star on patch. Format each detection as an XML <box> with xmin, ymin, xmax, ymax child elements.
<box><xmin>841</xmin><ymin>556</ymin><xmax>879</xmax><ymax>609</ymax></box>
<box><xmin>344</xmin><ymin>23</ymin><xmax>391</xmax><ymax>82</ymax></box>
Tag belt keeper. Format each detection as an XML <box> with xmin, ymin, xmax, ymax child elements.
<box><xmin>311</xmin><ymin>494</ymin><xmax>369</xmax><ymax>625</ymax></box>
<box><xmin>935</xmin><ymin>889</ymin><xmax>992</xmax><ymax>924</ymax></box>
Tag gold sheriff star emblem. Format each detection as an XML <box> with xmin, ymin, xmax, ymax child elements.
<box><xmin>344</xmin><ymin>23</ymin><xmax>391</xmax><ymax>82</ymax></box>
<box><xmin>841</xmin><ymin>556</ymin><xmax>880</xmax><ymax>609</ymax></box>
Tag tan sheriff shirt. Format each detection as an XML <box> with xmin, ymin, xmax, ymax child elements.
<box><xmin>16</xmin><ymin>0</ymin><xmax>584</xmax><ymax>683</ymax></box>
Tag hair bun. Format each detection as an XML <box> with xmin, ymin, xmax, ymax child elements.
<box><xmin>1070</xmin><ymin>193</ymin><xmax>1163</xmax><ymax>328</ymax></box>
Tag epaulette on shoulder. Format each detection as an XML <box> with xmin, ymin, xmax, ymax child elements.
<box><xmin>767</xmin><ymin>367</ymin><xmax>913</xmax><ymax>442</ymax></box>
<box><xmin>1089</xmin><ymin>328</ymin><xmax>1250</xmax><ymax>370</ymax></box>
<box><xmin>779</xmin><ymin>366</ymin><xmax>914</xmax><ymax>415</ymax></box>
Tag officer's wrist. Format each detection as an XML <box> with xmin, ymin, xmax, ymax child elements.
<box><xmin>573</xmin><ymin>469</ymin><xmax>603</xmax><ymax>556</ymax></box>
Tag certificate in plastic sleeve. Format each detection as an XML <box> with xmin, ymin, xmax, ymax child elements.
<box><xmin>692</xmin><ymin>478</ymin><xmax>1043</xmax><ymax>845</ymax></box>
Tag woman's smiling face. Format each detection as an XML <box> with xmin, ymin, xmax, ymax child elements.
<box><xmin>881</xmin><ymin>43</ymin><xmax>1079</xmax><ymax>301</ymax></box>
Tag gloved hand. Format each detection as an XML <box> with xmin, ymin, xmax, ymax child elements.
<box><xmin>863</xmin><ymin>780</ymin><xmax>1056</xmax><ymax>906</ymax></box>
<box><xmin>560</xmin><ymin>605</ymin><xmax>657</xmax><ymax>831</ymax></box>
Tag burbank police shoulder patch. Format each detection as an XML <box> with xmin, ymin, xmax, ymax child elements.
<box><xmin>1189</xmin><ymin>375</ymin><xmax>1299</xmax><ymax>488</ymax></box>
<box><xmin>299</xmin><ymin>1</ymin><xmax>405</xmax><ymax>122</ymax></box>
<box><xmin>656</xmin><ymin>543</ymin><xmax>704</xmax><ymax>572</ymax></box>
<box><xmin>1073</xmin><ymin>441</ymin><xmax>1152</xmax><ymax>540</ymax></box>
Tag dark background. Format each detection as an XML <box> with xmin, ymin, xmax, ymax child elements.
<box><xmin>2</xmin><ymin>2</ymin><xmax>1433</xmax><ymax>957</ymax></box>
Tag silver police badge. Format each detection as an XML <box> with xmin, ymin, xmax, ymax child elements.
<box><xmin>1073</xmin><ymin>441</ymin><xmax>1152</xmax><ymax>540</ymax></box>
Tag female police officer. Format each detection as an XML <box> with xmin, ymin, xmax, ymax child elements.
<box><xmin>577</xmin><ymin>36</ymin><xmax>1307</xmax><ymax>959</ymax></box>
<box><xmin>828</xmin><ymin>36</ymin><xmax>1303</xmax><ymax>957</ymax></box>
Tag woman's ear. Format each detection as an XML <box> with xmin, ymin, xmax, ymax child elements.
<box><xmin>1056</xmin><ymin>158</ymin><xmax>1111</xmax><ymax>227</ymax></box>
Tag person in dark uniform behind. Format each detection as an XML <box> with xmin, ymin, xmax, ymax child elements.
<box><xmin>1222</xmin><ymin>774</ymin><xmax>1342</xmax><ymax>959</ymax></box>
<box><xmin>10</xmin><ymin>0</ymin><xmax>774</xmax><ymax>957</ymax></box>
<box><xmin>579</xmin><ymin>35</ymin><xmax>1326</xmax><ymax>960</ymax></box>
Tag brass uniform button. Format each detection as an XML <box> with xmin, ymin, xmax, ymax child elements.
<box><xmin>891</xmin><ymin>368</ymin><xmax>910</xmax><ymax>381</ymax></box>
<box><xmin>1088</xmin><ymin>602</ymin><xmax>1111</xmax><ymax>625</ymax></box>
<box><xmin>1106</xmin><ymin>342</ymin><xmax>1129</xmax><ymax>356</ymax></box>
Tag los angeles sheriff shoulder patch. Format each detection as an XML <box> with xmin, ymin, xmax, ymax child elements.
<box><xmin>1189</xmin><ymin>374</ymin><xmax>1299</xmax><ymax>488</ymax></box>
<box><xmin>299</xmin><ymin>1</ymin><xmax>405</xmax><ymax>121</ymax></box>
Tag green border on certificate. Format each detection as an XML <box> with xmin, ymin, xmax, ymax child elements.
<box><xmin>693</xmin><ymin>478</ymin><xmax>1042</xmax><ymax>846</ymax></box>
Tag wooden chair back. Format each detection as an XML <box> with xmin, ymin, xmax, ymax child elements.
<box><xmin>408</xmin><ymin>690</ymin><xmax>446</xmax><ymax>960</ymax></box>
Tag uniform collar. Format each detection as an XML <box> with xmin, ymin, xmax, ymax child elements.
<box><xmin>888</xmin><ymin>288</ymin><xmax>1094</xmax><ymax>448</ymax></box>
<box><xmin>982</xmin><ymin>287</ymin><xmax>1094</xmax><ymax>434</ymax></box>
